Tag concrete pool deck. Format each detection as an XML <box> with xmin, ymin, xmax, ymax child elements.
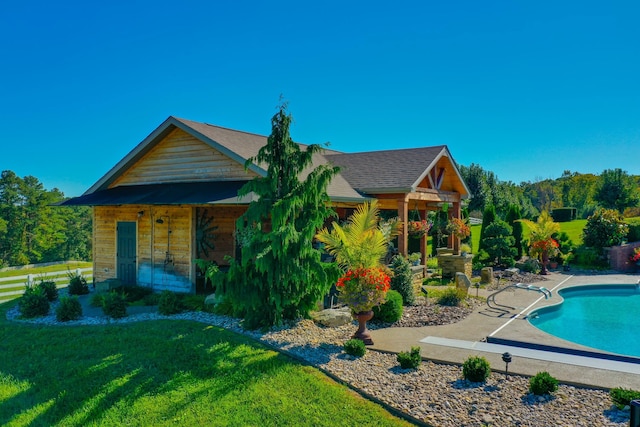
<box><xmin>369</xmin><ymin>271</ymin><xmax>640</xmax><ymax>390</ymax></box>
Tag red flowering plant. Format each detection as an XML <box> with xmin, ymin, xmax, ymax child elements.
<box><xmin>530</xmin><ymin>238</ymin><xmax>559</xmax><ymax>258</ymax></box>
<box><xmin>446</xmin><ymin>217</ymin><xmax>471</xmax><ymax>239</ymax></box>
<box><xmin>408</xmin><ymin>219</ymin><xmax>431</xmax><ymax>237</ymax></box>
<box><xmin>630</xmin><ymin>248</ymin><xmax>640</xmax><ymax>263</ymax></box>
<box><xmin>336</xmin><ymin>266</ymin><xmax>391</xmax><ymax>313</ymax></box>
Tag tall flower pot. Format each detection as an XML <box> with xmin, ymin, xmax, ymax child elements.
<box><xmin>353</xmin><ymin>311</ymin><xmax>374</xmax><ymax>345</ymax></box>
<box><xmin>540</xmin><ymin>251</ymin><xmax>549</xmax><ymax>275</ymax></box>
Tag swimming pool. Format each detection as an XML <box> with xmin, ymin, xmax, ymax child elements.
<box><xmin>528</xmin><ymin>284</ymin><xmax>640</xmax><ymax>358</ymax></box>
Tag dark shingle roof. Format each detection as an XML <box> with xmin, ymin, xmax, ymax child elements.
<box><xmin>325</xmin><ymin>146</ymin><xmax>447</xmax><ymax>193</ymax></box>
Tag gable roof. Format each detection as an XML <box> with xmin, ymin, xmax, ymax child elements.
<box><xmin>76</xmin><ymin>116</ymin><xmax>468</xmax><ymax>205</ymax></box>
<box><xmin>326</xmin><ymin>146</ymin><xmax>469</xmax><ymax>197</ymax></box>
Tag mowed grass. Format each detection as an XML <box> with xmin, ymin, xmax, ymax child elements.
<box><xmin>0</xmin><ymin>300</ymin><xmax>411</xmax><ymax>427</ymax></box>
<box><xmin>0</xmin><ymin>262</ymin><xmax>92</xmax><ymax>279</ymax></box>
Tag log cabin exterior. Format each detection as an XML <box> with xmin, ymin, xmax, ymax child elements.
<box><xmin>62</xmin><ymin>116</ymin><xmax>469</xmax><ymax>293</ymax></box>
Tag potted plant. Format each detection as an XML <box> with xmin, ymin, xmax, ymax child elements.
<box><xmin>459</xmin><ymin>243</ymin><xmax>472</xmax><ymax>257</ymax></box>
<box><xmin>408</xmin><ymin>219</ymin><xmax>431</xmax><ymax>238</ymax></box>
<box><xmin>518</xmin><ymin>211</ymin><xmax>561</xmax><ymax>275</ymax></box>
<box><xmin>315</xmin><ymin>201</ymin><xmax>400</xmax><ymax>345</ymax></box>
<box><xmin>408</xmin><ymin>252</ymin><xmax>422</xmax><ymax>266</ymax></box>
<box><xmin>447</xmin><ymin>217</ymin><xmax>471</xmax><ymax>241</ymax></box>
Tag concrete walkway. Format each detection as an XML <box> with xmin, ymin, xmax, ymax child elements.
<box><xmin>370</xmin><ymin>271</ymin><xmax>640</xmax><ymax>390</ymax></box>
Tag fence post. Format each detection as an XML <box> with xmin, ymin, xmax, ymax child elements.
<box><xmin>27</xmin><ymin>274</ymin><xmax>34</xmax><ymax>287</ymax></box>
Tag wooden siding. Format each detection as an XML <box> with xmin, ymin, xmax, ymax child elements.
<box><xmin>93</xmin><ymin>205</ymin><xmax>194</xmax><ymax>292</ymax></box>
<box><xmin>93</xmin><ymin>204</ymin><xmax>246</xmax><ymax>292</ymax></box>
<box><xmin>112</xmin><ymin>128</ymin><xmax>257</xmax><ymax>187</ymax></box>
<box><xmin>196</xmin><ymin>206</ymin><xmax>246</xmax><ymax>266</ymax></box>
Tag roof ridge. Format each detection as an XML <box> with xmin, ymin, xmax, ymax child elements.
<box><xmin>325</xmin><ymin>145</ymin><xmax>446</xmax><ymax>156</ymax></box>
<box><xmin>171</xmin><ymin>116</ymin><xmax>270</xmax><ymax>140</ymax></box>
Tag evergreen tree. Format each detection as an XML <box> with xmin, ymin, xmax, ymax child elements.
<box><xmin>478</xmin><ymin>204</ymin><xmax>496</xmax><ymax>252</ymax></box>
<box><xmin>220</xmin><ymin>103</ymin><xmax>342</xmax><ymax>328</ymax></box>
<box><xmin>505</xmin><ymin>204</ymin><xmax>523</xmax><ymax>259</ymax></box>
<box><xmin>482</xmin><ymin>220</ymin><xmax>516</xmax><ymax>268</ymax></box>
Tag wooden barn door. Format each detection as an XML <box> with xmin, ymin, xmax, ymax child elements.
<box><xmin>117</xmin><ymin>221</ymin><xmax>137</xmax><ymax>285</ymax></box>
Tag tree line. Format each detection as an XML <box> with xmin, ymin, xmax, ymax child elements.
<box><xmin>0</xmin><ymin>170</ymin><xmax>91</xmax><ymax>268</ymax></box>
<box><xmin>459</xmin><ymin>165</ymin><xmax>640</xmax><ymax>220</ymax></box>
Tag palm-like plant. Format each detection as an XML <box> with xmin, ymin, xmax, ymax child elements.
<box><xmin>315</xmin><ymin>200</ymin><xmax>400</xmax><ymax>269</ymax></box>
<box><xmin>518</xmin><ymin>211</ymin><xmax>560</xmax><ymax>274</ymax></box>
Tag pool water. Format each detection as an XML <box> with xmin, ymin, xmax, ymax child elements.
<box><xmin>528</xmin><ymin>285</ymin><xmax>640</xmax><ymax>358</ymax></box>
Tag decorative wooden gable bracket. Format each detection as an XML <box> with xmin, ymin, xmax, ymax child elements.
<box><xmin>427</xmin><ymin>167</ymin><xmax>446</xmax><ymax>190</ymax></box>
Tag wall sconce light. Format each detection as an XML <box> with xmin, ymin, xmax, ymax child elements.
<box><xmin>137</xmin><ymin>210</ymin><xmax>144</xmax><ymax>218</ymax></box>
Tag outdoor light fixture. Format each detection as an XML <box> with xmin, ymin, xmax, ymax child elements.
<box><xmin>137</xmin><ymin>210</ymin><xmax>144</xmax><ymax>218</ymax></box>
<box><xmin>502</xmin><ymin>352</ymin><xmax>512</xmax><ymax>380</ymax></box>
<box><xmin>156</xmin><ymin>218</ymin><xmax>164</xmax><ymax>224</ymax></box>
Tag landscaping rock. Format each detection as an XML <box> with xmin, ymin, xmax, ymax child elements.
<box><xmin>480</xmin><ymin>267</ymin><xmax>493</xmax><ymax>285</ymax></box>
<box><xmin>455</xmin><ymin>272</ymin><xmax>471</xmax><ymax>292</ymax></box>
<box><xmin>311</xmin><ymin>307</ymin><xmax>353</xmax><ymax>327</ymax></box>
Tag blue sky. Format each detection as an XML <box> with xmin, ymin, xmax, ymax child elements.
<box><xmin>2</xmin><ymin>1</ymin><xmax>638</xmax><ymax>197</ymax></box>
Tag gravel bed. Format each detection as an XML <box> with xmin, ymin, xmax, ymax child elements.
<box><xmin>6</xmin><ymin>291</ymin><xmax>631</xmax><ymax>427</ymax></box>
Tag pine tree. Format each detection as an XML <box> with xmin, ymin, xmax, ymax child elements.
<box><xmin>221</xmin><ymin>103</ymin><xmax>342</xmax><ymax>328</ymax></box>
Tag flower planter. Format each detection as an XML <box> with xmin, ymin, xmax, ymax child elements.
<box><xmin>352</xmin><ymin>311</ymin><xmax>374</xmax><ymax>345</ymax></box>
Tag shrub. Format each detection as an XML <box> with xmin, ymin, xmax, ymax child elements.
<box><xmin>582</xmin><ymin>208</ymin><xmax>629</xmax><ymax>250</ymax></box>
<box><xmin>182</xmin><ymin>294</ymin><xmax>207</xmax><ymax>312</ymax></box>
<box><xmin>122</xmin><ymin>285</ymin><xmax>154</xmax><ymax>303</ymax></box>
<box><xmin>462</xmin><ymin>356</ymin><xmax>491</xmax><ymax>383</ymax></box>
<box><xmin>627</xmin><ymin>219</ymin><xmax>640</xmax><ymax>243</ymax></box>
<box><xmin>437</xmin><ymin>286</ymin><xmax>467</xmax><ymax>307</ymax></box>
<box><xmin>397</xmin><ymin>346</ymin><xmax>422</xmax><ymax>369</ymax></box>
<box><xmin>389</xmin><ymin>255</ymin><xmax>415</xmax><ymax>305</ymax></box>
<box><xmin>158</xmin><ymin>290</ymin><xmax>185</xmax><ymax>315</ymax></box>
<box><xmin>56</xmin><ymin>295</ymin><xmax>82</xmax><ymax>321</ymax></box>
<box><xmin>573</xmin><ymin>246</ymin><xmax>606</xmax><ymax>267</ymax></box>
<box><xmin>90</xmin><ymin>293</ymin><xmax>105</xmax><ymax>307</ymax></box>
<box><xmin>38</xmin><ymin>280</ymin><xmax>58</xmax><ymax>302</ymax></box>
<box><xmin>102</xmin><ymin>291</ymin><xmax>128</xmax><ymax>319</ymax></box>
<box><xmin>610</xmin><ymin>387</ymin><xmax>640</xmax><ymax>409</ymax></box>
<box><xmin>68</xmin><ymin>272</ymin><xmax>89</xmax><ymax>295</ymax></box>
<box><xmin>344</xmin><ymin>339</ymin><xmax>366</xmax><ymax>357</ymax></box>
<box><xmin>373</xmin><ymin>290</ymin><xmax>403</xmax><ymax>322</ymax></box>
<box><xmin>529</xmin><ymin>371</ymin><xmax>559</xmax><ymax>396</ymax></box>
<box><xmin>482</xmin><ymin>220</ymin><xmax>516</xmax><ymax>268</ymax></box>
<box><xmin>19</xmin><ymin>286</ymin><xmax>50</xmax><ymax>318</ymax></box>
<box><xmin>142</xmin><ymin>293</ymin><xmax>161</xmax><ymax>306</ymax></box>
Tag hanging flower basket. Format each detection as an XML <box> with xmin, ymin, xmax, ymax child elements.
<box><xmin>408</xmin><ymin>220</ymin><xmax>431</xmax><ymax>238</ymax></box>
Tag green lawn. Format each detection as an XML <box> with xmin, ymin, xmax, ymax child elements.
<box><xmin>0</xmin><ymin>300</ymin><xmax>411</xmax><ymax>427</ymax></box>
<box><xmin>0</xmin><ymin>262</ymin><xmax>92</xmax><ymax>279</ymax></box>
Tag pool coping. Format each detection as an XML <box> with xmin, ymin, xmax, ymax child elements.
<box><xmin>370</xmin><ymin>272</ymin><xmax>640</xmax><ymax>389</ymax></box>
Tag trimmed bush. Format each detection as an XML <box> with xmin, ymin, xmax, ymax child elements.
<box><xmin>90</xmin><ymin>293</ymin><xmax>105</xmax><ymax>308</ymax></box>
<box><xmin>397</xmin><ymin>346</ymin><xmax>422</xmax><ymax>369</ymax></box>
<box><xmin>437</xmin><ymin>287</ymin><xmax>467</xmax><ymax>307</ymax></box>
<box><xmin>19</xmin><ymin>286</ymin><xmax>50</xmax><ymax>318</ymax></box>
<box><xmin>68</xmin><ymin>272</ymin><xmax>89</xmax><ymax>295</ymax></box>
<box><xmin>389</xmin><ymin>255</ymin><xmax>415</xmax><ymax>305</ymax></box>
<box><xmin>102</xmin><ymin>291</ymin><xmax>128</xmax><ymax>319</ymax></box>
<box><xmin>373</xmin><ymin>290</ymin><xmax>403</xmax><ymax>322</ymax></box>
<box><xmin>529</xmin><ymin>371</ymin><xmax>559</xmax><ymax>396</ymax></box>
<box><xmin>627</xmin><ymin>219</ymin><xmax>640</xmax><ymax>243</ymax></box>
<box><xmin>610</xmin><ymin>387</ymin><xmax>640</xmax><ymax>409</ymax></box>
<box><xmin>462</xmin><ymin>356</ymin><xmax>491</xmax><ymax>383</ymax></box>
<box><xmin>38</xmin><ymin>280</ymin><xmax>58</xmax><ymax>302</ymax></box>
<box><xmin>551</xmin><ymin>208</ymin><xmax>577</xmax><ymax>222</ymax></box>
<box><xmin>158</xmin><ymin>290</ymin><xmax>185</xmax><ymax>315</ymax></box>
<box><xmin>56</xmin><ymin>295</ymin><xmax>83</xmax><ymax>321</ymax></box>
<box><xmin>121</xmin><ymin>285</ymin><xmax>154</xmax><ymax>303</ymax></box>
<box><xmin>182</xmin><ymin>294</ymin><xmax>207</xmax><ymax>312</ymax></box>
<box><xmin>344</xmin><ymin>339</ymin><xmax>366</xmax><ymax>357</ymax></box>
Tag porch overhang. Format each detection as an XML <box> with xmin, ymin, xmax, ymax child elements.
<box><xmin>58</xmin><ymin>181</ymin><xmax>256</xmax><ymax>206</ymax></box>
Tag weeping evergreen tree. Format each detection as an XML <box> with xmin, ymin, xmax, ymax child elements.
<box><xmin>221</xmin><ymin>103</ymin><xmax>342</xmax><ymax>329</ymax></box>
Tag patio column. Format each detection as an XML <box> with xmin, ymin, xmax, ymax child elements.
<box><xmin>420</xmin><ymin>207</ymin><xmax>427</xmax><ymax>265</ymax></box>
<box><xmin>452</xmin><ymin>202</ymin><xmax>461</xmax><ymax>255</ymax></box>
<box><xmin>397</xmin><ymin>198</ymin><xmax>408</xmax><ymax>257</ymax></box>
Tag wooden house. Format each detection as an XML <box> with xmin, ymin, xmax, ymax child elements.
<box><xmin>62</xmin><ymin>117</ymin><xmax>469</xmax><ymax>293</ymax></box>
